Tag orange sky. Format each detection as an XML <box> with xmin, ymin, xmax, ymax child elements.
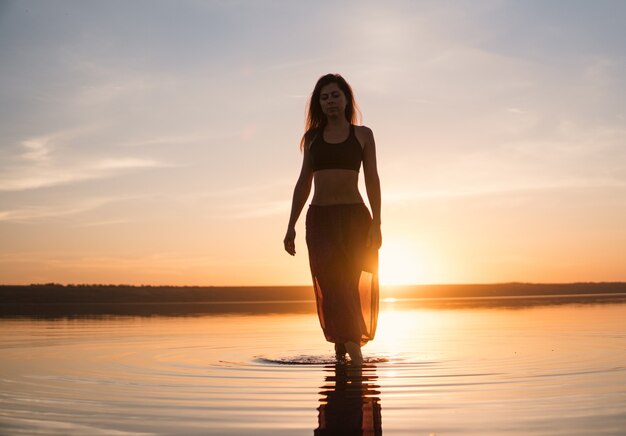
<box><xmin>1</xmin><ymin>2</ymin><xmax>625</xmax><ymax>285</ymax></box>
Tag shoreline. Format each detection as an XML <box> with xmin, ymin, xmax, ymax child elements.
<box><xmin>3</xmin><ymin>282</ymin><xmax>626</xmax><ymax>303</ymax></box>
<box><xmin>2</xmin><ymin>283</ymin><xmax>626</xmax><ymax>317</ymax></box>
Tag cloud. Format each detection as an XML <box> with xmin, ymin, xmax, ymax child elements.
<box><xmin>227</xmin><ymin>200</ymin><xmax>291</xmax><ymax>219</ymax></box>
<box><xmin>0</xmin><ymin>196</ymin><xmax>133</xmax><ymax>223</ymax></box>
<box><xmin>0</xmin><ymin>251</ymin><xmax>222</xmax><ymax>281</ymax></box>
<box><xmin>178</xmin><ymin>179</ymin><xmax>293</xmax><ymax>200</ymax></box>
<box><xmin>118</xmin><ymin>133</ymin><xmax>236</xmax><ymax>148</ymax></box>
<box><xmin>75</xmin><ymin>218</ymin><xmax>134</xmax><ymax>227</ymax></box>
<box><xmin>0</xmin><ymin>157</ymin><xmax>167</xmax><ymax>191</ymax></box>
<box><xmin>20</xmin><ymin>138</ymin><xmax>52</xmax><ymax>162</ymax></box>
<box><xmin>168</xmin><ymin>181</ymin><xmax>292</xmax><ymax>219</ymax></box>
<box><xmin>506</xmin><ymin>108</ymin><xmax>525</xmax><ymax>114</ymax></box>
<box><xmin>91</xmin><ymin>157</ymin><xmax>163</xmax><ymax>171</ymax></box>
<box><xmin>0</xmin><ymin>133</ymin><xmax>174</xmax><ymax>192</ymax></box>
<box><xmin>385</xmin><ymin>177</ymin><xmax>626</xmax><ymax>203</ymax></box>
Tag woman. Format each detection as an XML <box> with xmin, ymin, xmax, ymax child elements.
<box><xmin>284</xmin><ymin>73</ymin><xmax>382</xmax><ymax>365</ymax></box>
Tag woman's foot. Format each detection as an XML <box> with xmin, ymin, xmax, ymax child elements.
<box><xmin>345</xmin><ymin>341</ymin><xmax>363</xmax><ymax>366</ymax></box>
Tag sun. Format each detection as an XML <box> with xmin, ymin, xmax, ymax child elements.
<box><xmin>377</xmin><ymin>239</ymin><xmax>424</xmax><ymax>285</ymax></box>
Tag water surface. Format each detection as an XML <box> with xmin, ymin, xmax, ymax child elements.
<box><xmin>1</xmin><ymin>298</ymin><xmax>625</xmax><ymax>435</ymax></box>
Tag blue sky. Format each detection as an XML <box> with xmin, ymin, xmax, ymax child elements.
<box><xmin>1</xmin><ymin>0</ymin><xmax>625</xmax><ymax>285</ymax></box>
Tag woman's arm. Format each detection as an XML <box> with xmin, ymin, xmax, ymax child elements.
<box><xmin>284</xmin><ymin>143</ymin><xmax>314</xmax><ymax>255</ymax></box>
<box><xmin>362</xmin><ymin>127</ymin><xmax>382</xmax><ymax>248</ymax></box>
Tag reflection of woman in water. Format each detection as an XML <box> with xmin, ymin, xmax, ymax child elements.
<box><xmin>284</xmin><ymin>73</ymin><xmax>382</xmax><ymax>365</ymax></box>
<box><xmin>315</xmin><ymin>364</ymin><xmax>382</xmax><ymax>435</ymax></box>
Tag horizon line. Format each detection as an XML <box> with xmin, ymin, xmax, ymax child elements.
<box><xmin>3</xmin><ymin>281</ymin><xmax>626</xmax><ymax>288</ymax></box>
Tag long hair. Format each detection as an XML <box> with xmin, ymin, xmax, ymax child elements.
<box><xmin>300</xmin><ymin>73</ymin><xmax>362</xmax><ymax>151</ymax></box>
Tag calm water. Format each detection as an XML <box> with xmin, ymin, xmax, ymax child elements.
<box><xmin>1</xmin><ymin>298</ymin><xmax>625</xmax><ymax>435</ymax></box>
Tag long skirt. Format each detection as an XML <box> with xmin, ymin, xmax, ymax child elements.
<box><xmin>305</xmin><ymin>202</ymin><xmax>379</xmax><ymax>346</ymax></box>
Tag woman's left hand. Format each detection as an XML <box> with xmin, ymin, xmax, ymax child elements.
<box><xmin>366</xmin><ymin>223</ymin><xmax>382</xmax><ymax>249</ymax></box>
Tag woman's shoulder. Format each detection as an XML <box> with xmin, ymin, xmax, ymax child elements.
<box><xmin>303</xmin><ymin>127</ymin><xmax>322</xmax><ymax>149</ymax></box>
<box><xmin>354</xmin><ymin>124</ymin><xmax>373</xmax><ymax>134</ymax></box>
<box><xmin>353</xmin><ymin>124</ymin><xmax>374</xmax><ymax>148</ymax></box>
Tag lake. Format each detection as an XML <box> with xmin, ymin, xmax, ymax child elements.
<box><xmin>1</xmin><ymin>297</ymin><xmax>625</xmax><ymax>435</ymax></box>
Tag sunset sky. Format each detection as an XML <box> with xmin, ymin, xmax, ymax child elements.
<box><xmin>1</xmin><ymin>0</ymin><xmax>625</xmax><ymax>286</ymax></box>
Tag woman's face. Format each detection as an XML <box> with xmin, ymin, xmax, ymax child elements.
<box><xmin>319</xmin><ymin>83</ymin><xmax>347</xmax><ymax>118</ymax></box>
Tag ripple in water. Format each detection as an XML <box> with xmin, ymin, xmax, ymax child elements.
<box><xmin>1</xmin><ymin>303</ymin><xmax>626</xmax><ymax>435</ymax></box>
<box><xmin>253</xmin><ymin>354</ymin><xmax>391</xmax><ymax>365</ymax></box>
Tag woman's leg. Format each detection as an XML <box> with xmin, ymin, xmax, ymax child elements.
<box><xmin>335</xmin><ymin>342</ymin><xmax>347</xmax><ymax>357</ymax></box>
<box><xmin>345</xmin><ymin>341</ymin><xmax>363</xmax><ymax>366</ymax></box>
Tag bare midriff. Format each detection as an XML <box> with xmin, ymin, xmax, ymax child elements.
<box><xmin>311</xmin><ymin>169</ymin><xmax>364</xmax><ymax>205</ymax></box>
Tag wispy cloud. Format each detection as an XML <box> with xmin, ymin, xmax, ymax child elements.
<box><xmin>385</xmin><ymin>177</ymin><xmax>626</xmax><ymax>203</ymax></box>
<box><xmin>91</xmin><ymin>157</ymin><xmax>163</xmax><ymax>171</ymax></box>
<box><xmin>20</xmin><ymin>138</ymin><xmax>52</xmax><ymax>162</ymax></box>
<box><xmin>0</xmin><ymin>251</ymin><xmax>222</xmax><ymax>281</ymax></box>
<box><xmin>506</xmin><ymin>107</ymin><xmax>526</xmax><ymax>114</ymax></box>
<box><xmin>173</xmin><ymin>181</ymin><xmax>292</xmax><ymax>219</ymax></box>
<box><xmin>118</xmin><ymin>133</ymin><xmax>237</xmax><ymax>148</ymax></box>
<box><xmin>0</xmin><ymin>157</ymin><xmax>167</xmax><ymax>191</ymax></box>
<box><xmin>227</xmin><ymin>200</ymin><xmax>291</xmax><ymax>219</ymax></box>
<box><xmin>0</xmin><ymin>196</ymin><xmax>134</xmax><ymax>223</ymax></box>
<box><xmin>178</xmin><ymin>179</ymin><xmax>293</xmax><ymax>200</ymax></box>
<box><xmin>75</xmin><ymin>218</ymin><xmax>134</xmax><ymax>227</ymax></box>
<box><xmin>0</xmin><ymin>133</ymin><xmax>174</xmax><ymax>192</ymax></box>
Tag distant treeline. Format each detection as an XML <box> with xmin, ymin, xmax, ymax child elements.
<box><xmin>2</xmin><ymin>284</ymin><xmax>314</xmax><ymax>304</ymax></box>
<box><xmin>2</xmin><ymin>282</ymin><xmax>626</xmax><ymax>304</ymax></box>
<box><xmin>2</xmin><ymin>282</ymin><xmax>625</xmax><ymax>318</ymax></box>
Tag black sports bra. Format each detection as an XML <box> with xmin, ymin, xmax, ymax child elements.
<box><xmin>309</xmin><ymin>124</ymin><xmax>363</xmax><ymax>172</ymax></box>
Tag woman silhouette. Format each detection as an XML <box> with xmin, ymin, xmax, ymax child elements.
<box><xmin>284</xmin><ymin>73</ymin><xmax>382</xmax><ymax>365</ymax></box>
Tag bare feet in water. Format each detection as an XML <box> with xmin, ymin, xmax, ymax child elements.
<box><xmin>345</xmin><ymin>341</ymin><xmax>363</xmax><ymax>366</ymax></box>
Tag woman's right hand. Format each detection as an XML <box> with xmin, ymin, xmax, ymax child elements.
<box><xmin>283</xmin><ymin>227</ymin><xmax>296</xmax><ymax>256</ymax></box>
